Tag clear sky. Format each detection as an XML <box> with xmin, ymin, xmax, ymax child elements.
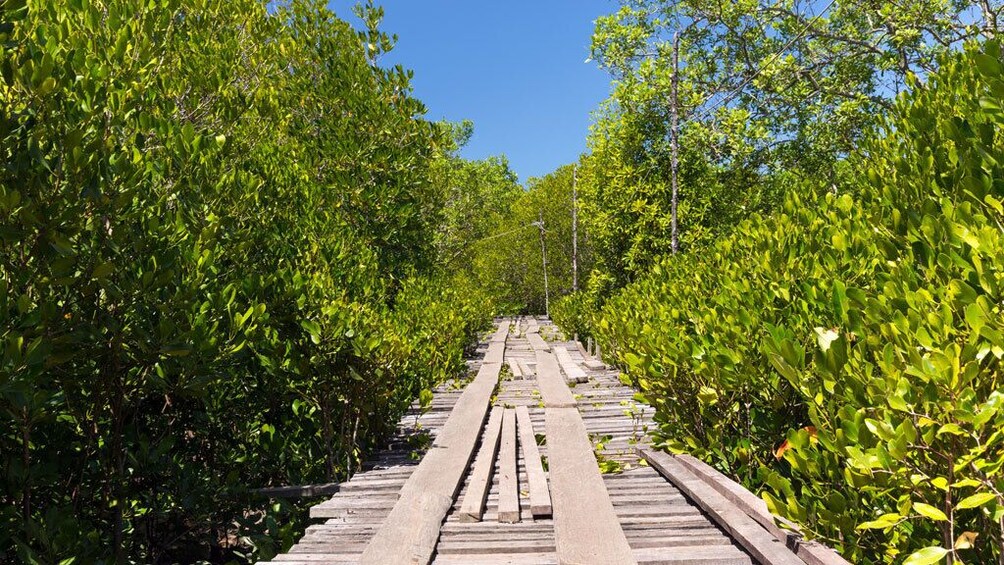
<box><xmin>328</xmin><ymin>1</ymin><xmax>616</xmax><ymax>182</ymax></box>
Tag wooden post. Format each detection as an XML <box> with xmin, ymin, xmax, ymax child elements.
<box><xmin>670</xmin><ymin>31</ymin><xmax>680</xmax><ymax>255</ymax></box>
<box><xmin>572</xmin><ymin>164</ymin><xmax>578</xmax><ymax>292</ymax></box>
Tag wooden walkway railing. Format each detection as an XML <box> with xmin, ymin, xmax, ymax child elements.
<box><xmin>261</xmin><ymin>318</ymin><xmax>850</xmax><ymax>565</ymax></box>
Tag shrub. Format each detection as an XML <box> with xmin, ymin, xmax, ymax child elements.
<box><xmin>589</xmin><ymin>42</ymin><xmax>1004</xmax><ymax>563</ymax></box>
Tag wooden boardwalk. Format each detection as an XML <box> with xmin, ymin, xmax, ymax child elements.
<box><xmin>262</xmin><ymin>319</ymin><xmax>848</xmax><ymax>565</ymax></box>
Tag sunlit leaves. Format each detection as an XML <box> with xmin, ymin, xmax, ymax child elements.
<box><xmin>582</xmin><ymin>41</ymin><xmax>1004</xmax><ymax>564</ymax></box>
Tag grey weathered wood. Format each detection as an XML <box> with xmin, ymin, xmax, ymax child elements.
<box><xmin>527</xmin><ymin>332</ymin><xmax>549</xmax><ymax>352</ymax></box>
<box><xmin>458</xmin><ymin>408</ymin><xmax>505</xmax><ymax>522</ymax></box>
<box><xmin>534</xmin><ymin>350</ymin><xmax>576</xmax><ymax>408</ymax></box>
<box><xmin>515</xmin><ymin>405</ymin><xmax>552</xmax><ymax>517</ymax></box>
<box><xmin>641</xmin><ymin>448</ymin><xmax>806</xmax><ymax>565</ymax></box>
<box><xmin>632</xmin><ymin>545</ymin><xmax>751</xmax><ymax>564</ymax></box>
<box><xmin>674</xmin><ymin>455</ymin><xmax>849</xmax><ymax>565</ymax></box>
<box><xmin>498</xmin><ymin>408</ymin><xmax>520</xmax><ymax>523</ymax></box>
<box><xmin>359</xmin><ymin>321</ymin><xmax>509</xmax><ymax>565</ymax></box>
<box><xmin>573</xmin><ymin>339</ymin><xmax>606</xmax><ymax>370</ymax></box>
<box><xmin>547</xmin><ymin>405</ymin><xmax>636</xmax><ymax>564</ymax></box>
<box><xmin>507</xmin><ymin>359</ymin><xmax>523</xmax><ymax>379</ymax></box>
<box><xmin>254</xmin><ymin>483</ymin><xmax>340</xmax><ymax>498</ymax></box>
<box><xmin>554</xmin><ymin>346</ymin><xmax>589</xmax><ymax>384</ymax></box>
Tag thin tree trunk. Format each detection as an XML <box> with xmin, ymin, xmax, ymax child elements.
<box><xmin>670</xmin><ymin>31</ymin><xmax>681</xmax><ymax>254</ymax></box>
<box><xmin>21</xmin><ymin>409</ymin><xmax>30</xmax><ymax>523</ymax></box>
<box><xmin>572</xmin><ymin>165</ymin><xmax>578</xmax><ymax>292</ymax></box>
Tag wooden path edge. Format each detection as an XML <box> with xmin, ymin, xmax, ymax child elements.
<box><xmin>641</xmin><ymin>447</ymin><xmax>844</xmax><ymax>565</ymax></box>
<box><xmin>672</xmin><ymin>454</ymin><xmax>851</xmax><ymax>565</ymax></box>
<box><xmin>359</xmin><ymin>321</ymin><xmax>509</xmax><ymax>565</ymax></box>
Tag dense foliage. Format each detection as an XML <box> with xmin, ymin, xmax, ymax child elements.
<box><xmin>0</xmin><ymin>0</ymin><xmax>494</xmax><ymax>562</ymax></box>
<box><xmin>584</xmin><ymin>43</ymin><xmax>1004</xmax><ymax>563</ymax></box>
<box><xmin>584</xmin><ymin>0</ymin><xmax>1001</xmax><ymax>286</ymax></box>
<box><xmin>469</xmin><ymin>164</ymin><xmax>593</xmax><ymax>315</ymax></box>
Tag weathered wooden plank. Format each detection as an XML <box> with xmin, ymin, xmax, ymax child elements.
<box><xmin>359</xmin><ymin>321</ymin><xmax>509</xmax><ymax>565</ymax></box>
<box><xmin>547</xmin><ymin>405</ymin><xmax>636</xmax><ymax>564</ymax></box>
<box><xmin>527</xmin><ymin>332</ymin><xmax>549</xmax><ymax>352</ymax></box>
<box><xmin>515</xmin><ymin>406</ymin><xmax>552</xmax><ymax>517</ymax></box>
<box><xmin>458</xmin><ymin>408</ymin><xmax>505</xmax><ymax>522</ymax></box>
<box><xmin>673</xmin><ymin>455</ymin><xmax>850</xmax><ymax>565</ymax></box>
<box><xmin>553</xmin><ymin>346</ymin><xmax>589</xmax><ymax>384</ymax></box>
<box><xmin>497</xmin><ymin>408</ymin><xmax>520</xmax><ymax>523</ymax></box>
<box><xmin>640</xmin><ymin>449</ymin><xmax>805</xmax><ymax>565</ymax></box>
<box><xmin>507</xmin><ymin>359</ymin><xmax>523</xmax><ymax>379</ymax></box>
<box><xmin>254</xmin><ymin>482</ymin><xmax>340</xmax><ymax>498</ymax></box>
<box><xmin>573</xmin><ymin>339</ymin><xmax>606</xmax><ymax>370</ymax></box>
<box><xmin>534</xmin><ymin>350</ymin><xmax>576</xmax><ymax>408</ymax></box>
<box><xmin>632</xmin><ymin>545</ymin><xmax>751</xmax><ymax>564</ymax></box>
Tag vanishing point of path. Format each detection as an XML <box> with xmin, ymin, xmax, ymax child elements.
<box><xmin>261</xmin><ymin>319</ymin><xmax>849</xmax><ymax>565</ymax></box>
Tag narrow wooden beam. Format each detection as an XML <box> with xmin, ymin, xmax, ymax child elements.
<box><xmin>547</xmin><ymin>406</ymin><xmax>635</xmax><ymax>564</ymax></box>
<box><xmin>640</xmin><ymin>448</ymin><xmax>806</xmax><ymax>565</ymax></box>
<box><xmin>527</xmin><ymin>332</ymin><xmax>549</xmax><ymax>352</ymax></box>
<box><xmin>534</xmin><ymin>350</ymin><xmax>576</xmax><ymax>408</ymax></box>
<box><xmin>359</xmin><ymin>321</ymin><xmax>509</xmax><ymax>565</ymax></box>
<box><xmin>554</xmin><ymin>346</ymin><xmax>589</xmax><ymax>384</ymax></box>
<box><xmin>515</xmin><ymin>406</ymin><xmax>551</xmax><ymax>517</ymax></box>
<box><xmin>507</xmin><ymin>359</ymin><xmax>523</xmax><ymax>380</ymax></box>
<box><xmin>457</xmin><ymin>408</ymin><xmax>505</xmax><ymax>522</ymax></box>
<box><xmin>253</xmin><ymin>483</ymin><xmax>340</xmax><ymax>498</ymax></box>
<box><xmin>674</xmin><ymin>455</ymin><xmax>849</xmax><ymax>565</ymax></box>
<box><xmin>497</xmin><ymin>409</ymin><xmax>520</xmax><ymax>523</ymax></box>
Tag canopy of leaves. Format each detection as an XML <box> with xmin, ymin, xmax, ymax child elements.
<box><xmin>581</xmin><ymin>42</ymin><xmax>1004</xmax><ymax>563</ymax></box>
<box><xmin>0</xmin><ymin>0</ymin><xmax>495</xmax><ymax>562</ymax></box>
<box><xmin>583</xmin><ymin>0</ymin><xmax>1002</xmax><ymax>285</ymax></box>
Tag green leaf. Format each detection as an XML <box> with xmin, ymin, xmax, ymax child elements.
<box><xmin>975</xmin><ymin>54</ymin><xmax>1001</xmax><ymax>77</ymax></box>
<box><xmin>903</xmin><ymin>547</ymin><xmax>949</xmax><ymax>565</ymax></box>
<box><xmin>914</xmin><ymin>502</ymin><xmax>948</xmax><ymax>521</ymax></box>
<box><xmin>956</xmin><ymin>492</ymin><xmax>996</xmax><ymax>510</ymax></box>
<box><xmin>856</xmin><ymin>512</ymin><xmax>901</xmax><ymax>530</ymax></box>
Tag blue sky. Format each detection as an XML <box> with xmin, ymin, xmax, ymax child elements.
<box><xmin>328</xmin><ymin>1</ymin><xmax>616</xmax><ymax>182</ymax></box>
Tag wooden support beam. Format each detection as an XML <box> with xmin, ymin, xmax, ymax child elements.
<box><xmin>253</xmin><ymin>483</ymin><xmax>340</xmax><ymax>498</ymax></box>
<box><xmin>640</xmin><ymin>448</ymin><xmax>807</xmax><ymax>565</ymax></box>
<box><xmin>359</xmin><ymin>321</ymin><xmax>509</xmax><ymax>565</ymax></box>
<box><xmin>673</xmin><ymin>455</ymin><xmax>850</xmax><ymax>565</ymax></box>
<box><xmin>515</xmin><ymin>406</ymin><xmax>551</xmax><ymax>517</ymax></box>
<box><xmin>497</xmin><ymin>409</ymin><xmax>520</xmax><ymax>523</ymax></box>
<box><xmin>458</xmin><ymin>408</ymin><xmax>505</xmax><ymax>522</ymax></box>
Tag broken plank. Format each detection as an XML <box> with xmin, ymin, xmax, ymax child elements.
<box><xmin>458</xmin><ymin>408</ymin><xmax>505</xmax><ymax>522</ymax></box>
<box><xmin>515</xmin><ymin>405</ymin><xmax>552</xmax><ymax>517</ymax></box>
